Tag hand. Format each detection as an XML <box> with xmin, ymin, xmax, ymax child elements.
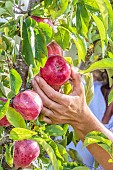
<box><xmin>32</xmin><ymin>68</ymin><xmax>88</xmax><ymax>127</ymax></box>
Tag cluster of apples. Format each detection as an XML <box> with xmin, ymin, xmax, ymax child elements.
<box><xmin>0</xmin><ymin>16</ymin><xmax>71</xmax><ymax>169</ymax></box>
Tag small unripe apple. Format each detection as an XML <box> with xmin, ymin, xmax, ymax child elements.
<box><xmin>14</xmin><ymin>140</ymin><xmax>40</xmax><ymax>168</ymax></box>
<box><xmin>0</xmin><ymin>98</ymin><xmax>10</xmax><ymax>127</ymax></box>
<box><xmin>47</xmin><ymin>41</ymin><xmax>63</xmax><ymax>58</ymax></box>
<box><xmin>31</xmin><ymin>16</ymin><xmax>53</xmax><ymax>27</ymax></box>
<box><xmin>13</xmin><ymin>90</ymin><xmax>43</xmax><ymax>120</ymax></box>
<box><xmin>40</xmin><ymin>55</ymin><xmax>71</xmax><ymax>88</ymax></box>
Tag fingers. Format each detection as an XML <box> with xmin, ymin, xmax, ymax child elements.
<box><xmin>34</xmin><ymin>75</ymin><xmax>63</xmax><ymax>103</ymax></box>
<box><xmin>43</xmin><ymin>117</ymin><xmax>52</xmax><ymax>124</ymax></box>
<box><xmin>41</xmin><ymin>107</ymin><xmax>55</xmax><ymax>124</ymax></box>
<box><xmin>32</xmin><ymin>79</ymin><xmax>59</xmax><ymax>110</ymax></box>
<box><xmin>32</xmin><ymin>75</ymin><xmax>70</xmax><ymax>106</ymax></box>
<box><xmin>71</xmin><ymin>68</ymin><xmax>85</xmax><ymax>96</ymax></box>
<box><xmin>41</xmin><ymin>107</ymin><xmax>53</xmax><ymax>117</ymax></box>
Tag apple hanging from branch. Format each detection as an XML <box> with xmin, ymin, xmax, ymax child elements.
<box><xmin>40</xmin><ymin>55</ymin><xmax>71</xmax><ymax>90</ymax></box>
<box><xmin>14</xmin><ymin>139</ymin><xmax>40</xmax><ymax>168</ymax></box>
<box><xmin>13</xmin><ymin>90</ymin><xmax>43</xmax><ymax>120</ymax></box>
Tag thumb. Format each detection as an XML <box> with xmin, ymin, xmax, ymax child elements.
<box><xmin>71</xmin><ymin>68</ymin><xmax>85</xmax><ymax>97</ymax></box>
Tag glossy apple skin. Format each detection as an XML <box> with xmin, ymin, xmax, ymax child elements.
<box><xmin>31</xmin><ymin>16</ymin><xmax>53</xmax><ymax>27</ymax></box>
<box><xmin>40</xmin><ymin>55</ymin><xmax>71</xmax><ymax>87</ymax></box>
<box><xmin>13</xmin><ymin>90</ymin><xmax>43</xmax><ymax>120</ymax></box>
<box><xmin>47</xmin><ymin>41</ymin><xmax>63</xmax><ymax>58</ymax></box>
<box><xmin>14</xmin><ymin>140</ymin><xmax>40</xmax><ymax>168</ymax></box>
<box><xmin>0</xmin><ymin>98</ymin><xmax>10</xmax><ymax>127</ymax></box>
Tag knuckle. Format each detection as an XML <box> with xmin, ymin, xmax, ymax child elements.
<box><xmin>49</xmin><ymin>93</ymin><xmax>55</xmax><ymax>99</ymax></box>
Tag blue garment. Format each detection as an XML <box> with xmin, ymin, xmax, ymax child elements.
<box><xmin>67</xmin><ymin>81</ymin><xmax>113</xmax><ymax>169</ymax></box>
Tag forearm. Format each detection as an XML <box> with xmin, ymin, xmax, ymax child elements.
<box><xmin>71</xmin><ymin>106</ymin><xmax>113</xmax><ymax>169</ymax></box>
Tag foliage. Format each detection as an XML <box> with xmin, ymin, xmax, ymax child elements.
<box><xmin>0</xmin><ymin>0</ymin><xmax>113</xmax><ymax>169</ymax></box>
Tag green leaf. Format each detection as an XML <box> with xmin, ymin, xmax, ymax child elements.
<box><xmin>104</xmin><ymin>0</ymin><xmax>113</xmax><ymax>36</ymax></box>
<box><xmin>0</xmin><ymin>99</ymin><xmax>9</xmax><ymax>120</ymax></box>
<box><xmin>38</xmin><ymin>22</ymin><xmax>53</xmax><ymax>44</ymax></box>
<box><xmin>63</xmin><ymin>81</ymin><xmax>72</xmax><ymax>95</ymax></box>
<box><xmin>106</xmin><ymin>69</ymin><xmax>113</xmax><ymax>87</ymax></box>
<box><xmin>84</xmin><ymin>73</ymin><xmax>94</xmax><ymax>105</ymax></box>
<box><xmin>84</xmin><ymin>0</ymin><xmax>99</xmax><ymax>12</ymax></box>
<box><xmin>0</xmin><ymin>8</ymin><xmax>6</xmax><ymax>16</ymax></box>
<box><xmin>44</xmin><ymin>0</ymin><xmax>52</xmax><ymax>8</ymax></box>
<box><xmin>8</xmin><ymin>69</ymin><xmax>22</xmax><ymax>98</ymax></box>
<box><xmin>68</xmin><ymin>148</ymin><xmax>83</xmax><ymax>164</ymax></box>
<box><xmin>5</xmin><ymin>1</ymin><xmax>14</xmax><ymax>17</ymax></box>
<box><xmin>32</xmin><ymin>137</ymin><xmax>59</xmax><ymax>170</ymax></box>
<box><xmin>5</xmin><ymin>143</ymin><xmax>13</xmax><ymax>167</ymax></box>
<box><xmin>76</xmin><ymin>4</ymin><xmax>90</xmax><ymax>37</ymax></box>
<box><xmin>84</xmin><ymin>131</ymin><xmax>112</xmax><ymax>148</ymax></box>
<box><xmin>6</xmin><ymin>107</ymin><xmax>26</xmax><ymax>128</ymax></box>
<box><xmin>84</xmin><ymin>135</ymin><xmax>113</xmax><ymax>157</ymax></box>
<box><xmin>47</xmin><ymin>139</ymin><xmax>64</xmax><ymax>166</ymax></box>
<box><xmin>57</xmin><ymin>143</ymin><xmax>68</xmax><ymax>162</ymax></box>
<box><xmin>80</xmin><ymin>58</ymin><xmax>113</xmax><ymax>74</ymax></box>
<box><xmin>54</xmin><ymin>26</ymin><xmax>70</xmax><ymax>50</ymax></box>
<box><xmin>34</xmin><ymin>28</ymin><xmax>47</xmax><ymax>70</ymax></box>
<box><xmin>10</xmin><ymin>128</ymin><xmax>37</xmax><ymax>140</ymax></box>
<box><xmin>50</xmin><ymin>0</ymin><xmax>68</xmax><ymax>19</ymax></box>
<box><xmin>95</xmin><ymin>0</ymin><xmax>108</xmax><ymax>31</ymax></box>
<box><xmin>22</xmin><ymin>22</ymin><xmax>36</xmax><ymax>68</ymax></box>
<box><xmin>63</xmin><ymin>162</ymin><xmax>81</xmax><ymax>170</ymax></box>
<box><xmin>45</xmin><ymin>125</ymin><xmax>65</xmax><ymax>136</ymax></box>
<box><xmin>73</xmin><ymin>34</ymin><xmax>87</xmax><ymax>63</ymax></box>
<box><xmin>0</xmin><ymin>82</ymin><xmax>6</xmax><ymax>97</ymax></box>
<box><xmin>108</xmin><ymin>90</ymin><xmax>113</xmax><ymax>106</ymax></box>
<box><xmin>92</xmin><ymin>14</ymin><xmax>106</xmax><ymax>57</ymax></box>
<box><xmin>30</xmin><ymin>6</ymin><xmax>44</xmax><ymax>17</ymax></box>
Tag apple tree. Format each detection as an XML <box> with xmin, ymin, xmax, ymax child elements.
<box><xmin>0</xmin><ymin>0</ymin><xmax>113</xmax><ymax>169</ymax></box>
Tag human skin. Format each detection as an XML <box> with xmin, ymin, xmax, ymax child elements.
<box><xmin>32</xmin><ymin>68</ymin><xmax>113</xmax><ymax>170</ymax></box>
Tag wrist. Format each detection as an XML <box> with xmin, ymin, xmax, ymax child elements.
<box><xmin>70</xmin><ymin>106</ymin><xmax>104</xmax><ymax>141</ymax></box>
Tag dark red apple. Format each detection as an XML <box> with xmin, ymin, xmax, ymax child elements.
<box><xmin>0</xmin><ymin>98</ymin><xmax>10</xmax><ymax>127</ymax></box>
<box><xmin>40</xmin><ymin>55</ymin><xmax>71</xmax><ymax>88</ymax></box>
<box><xmin>14</xmin><ymin>139</ymin><xmax>40</xmax><ymax>168</ymax></box>
<box><xmin>31</xmin><ymin>16</ymin><xmax>53</xmax><ymax>27</ymax></box>
<box><xmin>13</xmin><ymin>90</ymin><xmax>43</xmax><ymax>120</ymax></box>
<box><xmin>47</xmin><ymin>41</ymin><xmax>63</xmax><ymax>58</ymax></box>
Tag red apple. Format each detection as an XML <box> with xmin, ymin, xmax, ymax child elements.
<box><xmin>0</xmin><ymin>98</ymin><xmax>10</xmax><ymax>127</ymax></box>
<box><xmin>13</xmin><ymin>90</ymin><xmax>43</xmax><ymax>120</ymax></box>
<box><xmin>14</xmin><ymin>139</ymin><xmax>40</xmax><ymax>168</ymax></box>
<box><xmin>40</xmin><ymin>55</ymin><xmax>71</xmax><ymax>88</ymax></box>
<box><xmin>47</xmin><ymin>41</ymin><xmax>63</xmax><ymax>58</ymax></box>
<box><xmin>31</xmin><ymin>16</ymin><xmax>53</xmax><ymax>27</ymax></box>
<box><xmin>0</xmin><ymin>115</ymin><xmax>10</xmax><ymax>127</ymax></box>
